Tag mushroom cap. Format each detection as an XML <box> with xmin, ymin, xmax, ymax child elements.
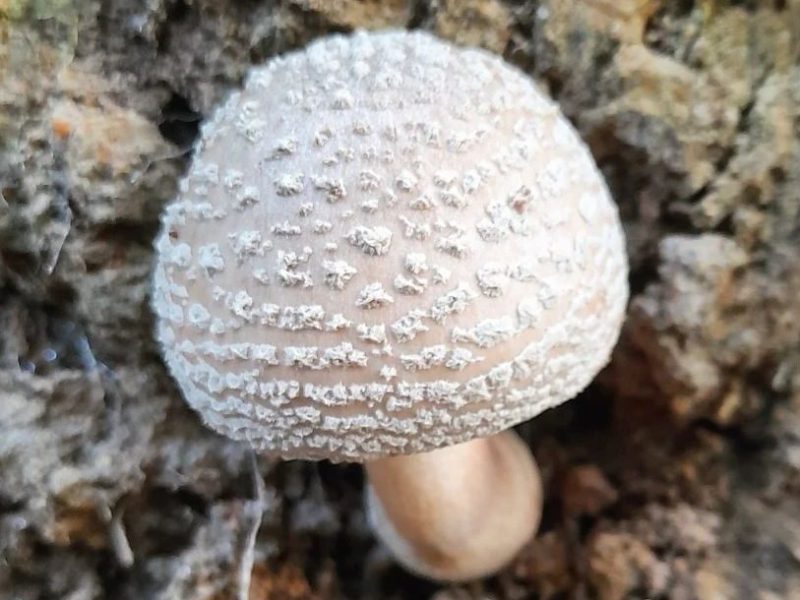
<box><xmin>152</xmin><ymin>30</ymin><xmax>628</xmax><ymax>462</ymax></box>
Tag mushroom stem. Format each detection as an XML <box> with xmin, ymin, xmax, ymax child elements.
<box><xmin>364</xmin><ymin>430</ymin><xmax>542</xmax><ymax>581</ymax></box>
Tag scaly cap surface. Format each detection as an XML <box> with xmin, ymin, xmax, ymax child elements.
<box><xmin>152</xmin><ymin>30</ymin><xmax>628</xmax><ymax>461</ymax></box>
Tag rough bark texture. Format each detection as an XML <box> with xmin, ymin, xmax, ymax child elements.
<box><xmin>1</xmin><ymin>1</ymin><xmax>799</xmax><ymax>599</ymax></box>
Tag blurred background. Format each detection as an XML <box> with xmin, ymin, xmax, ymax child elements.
<box><xmin>1</xmin><ymin>1</ymin><xmax>799</xmax><ymax>598</ymax></box>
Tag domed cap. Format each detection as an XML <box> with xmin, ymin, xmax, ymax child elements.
<box><xmin>152</xmin><ymin>30</ymin><xmax>628</xmax><ymax>462</ymax></box>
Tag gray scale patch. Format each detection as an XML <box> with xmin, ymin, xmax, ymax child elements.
<box><xmin>345</xmin><ymin>226</ymin><xmax>392</xmax><ymax>256</ymax></box>
<box><xmin>356</xmin><ymin>282</ymin><xmax>394</xmax><ymax>309</ymax></box>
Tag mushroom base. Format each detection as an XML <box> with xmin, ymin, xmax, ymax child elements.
<box><xmin>364</xmin><ymin>430</ymin><xmax>542</xmax><ymax>582</ymax></box>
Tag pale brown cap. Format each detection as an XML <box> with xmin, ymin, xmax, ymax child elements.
<box><xmin>152</xmin><ymin>29</ymin><xmax>628</xmax><ymax>461</ymax></box>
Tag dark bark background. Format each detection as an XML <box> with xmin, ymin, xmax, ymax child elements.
<box><xmin>1</xmin><ymin>1</ymin><xmax>799</xmax><ymax>598</ymax></box>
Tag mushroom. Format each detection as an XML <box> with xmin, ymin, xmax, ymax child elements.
<box><xmin>152</xmin><ymin>30</ymin><xmax>628</xmax><ymax>581</ymax></box>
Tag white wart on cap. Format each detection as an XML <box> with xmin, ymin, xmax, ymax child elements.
<box><xmin>152</xmin><ymin>29</ymin><xmax>628</xmax><ymax>462</ymax></box>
